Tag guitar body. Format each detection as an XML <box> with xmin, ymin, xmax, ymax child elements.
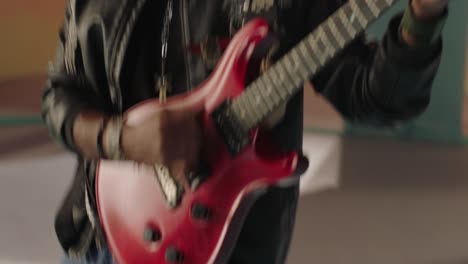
<box><xmin>96</xmin><ymin>19</ymin><xmax>305</xmax><ymax>264</ymax></box>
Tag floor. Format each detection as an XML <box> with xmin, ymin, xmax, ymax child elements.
<box><xmin>288</xmin><ymin>136</ymin><xmax>468</xmax><ymax>264</ymax></box>
<box><xmin>0</xmin><ymin>125</ymin><xmax>467</xmax><ymax>264</ymax></box>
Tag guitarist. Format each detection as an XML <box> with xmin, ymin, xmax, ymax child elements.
<box><xmin>42</xmin><ymin>0</ymin><xmax>449</xmax><ymax>263</ymax></box>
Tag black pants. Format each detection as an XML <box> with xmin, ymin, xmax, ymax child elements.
<box><xmin>228</xmin><ymin>185</ymin><xmax>300</xmax><ymax>264</ymax></box>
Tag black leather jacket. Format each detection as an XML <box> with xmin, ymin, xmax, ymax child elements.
<box><xmin>42</xmin><ymin>0</ymin><xmax>443</xmax><ymax>262</ymax></box>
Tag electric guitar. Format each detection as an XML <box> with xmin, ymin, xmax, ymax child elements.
<box><xmin>96</xmin><ymin>0</ymin><xmax>398</xmax><ymax>263</ymax></box>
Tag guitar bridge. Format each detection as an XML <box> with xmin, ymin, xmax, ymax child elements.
<box><xmin>212</xmin><ymin>100</ymin><xmax>250</xmax><ymax>156</ymax></box>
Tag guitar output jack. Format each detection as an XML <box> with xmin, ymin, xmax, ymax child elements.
<box><xmin>166</xmin><ymin>246</ymin><xmax>184</xmax><ymax>262</ymax></box>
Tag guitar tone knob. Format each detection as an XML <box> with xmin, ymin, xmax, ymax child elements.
<box><xmin>166</xmin><ymin>246</ymin><xmax>184</xmax><ymax>263</ymax></box>
<box><xmin>143</xmin><ymin>227</ymin><xmax>161</xmax><ymax>242</ymax></box>
<box><xmin>191</xmin><ymin>204</ymin><xmax>213</xmax><ymax>220</ymax></box>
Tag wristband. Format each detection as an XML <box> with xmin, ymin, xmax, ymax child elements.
<box><xmin>400</xmin><ymin>1</ymin><xmax>448</xmax><ymax>45</ymax></box>
<box><xmin>103</xmin><ymin>116</ymin><xmax>125</xmax><ymax>160</ymax></box>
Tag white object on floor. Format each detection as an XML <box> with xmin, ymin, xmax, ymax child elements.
<box><xmin>0</xmin><ymin>154</ymin><xmax>76</xmax><ymax>264</ymax></box>
<box><xmin>299</xmin><ymin>133</ymin><xmax>342</xmax><ymax>195</ymax></box>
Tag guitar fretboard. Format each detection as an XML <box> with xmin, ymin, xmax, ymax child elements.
<box><xmin>230</xmin><ymin>0</ymin><xmax>397</xmax><ymax>130</ymax></box>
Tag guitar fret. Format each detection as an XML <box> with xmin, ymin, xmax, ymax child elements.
<box><xmin>303</xmin><ymin>38</ymin><xmax>323</xmax><ymax>70</ymax></box>
<box><xmin>376</xmin><ymin>0</ymin><xmax>388</xmax><ymax>9</ymax></box>
<box><xmin>237</xmin><ymin>92</ymin><xmax>255</xmax><ymax>126</ymax></box>
<box><xmin>360</xmin><ymin>0</ymin><xmax>380</xmax><ymax>21</ymax></box>
<box><xmin>338</xmin><ymin>7</ymin><xmax>357</xmax><ymax>38</ymax></box>
<box><xmin>349</xmin><ymin>1</ymin><xmax>369</xmax><ymax>29</ymax></box>
<box><xmin>282</xmin><ymin>53</ymin><xmax>299</xmax><ymax>76</ymax></box>
<box><xmin>231</xmin><ymin>98</ymin><xmax>244</xmax><ymax>128</ymax></box>
<box><xmin>254</xmin><ymin>79</ymin><xmax>276</xmax><ymax>125</ymax></box>
<box><xmin>268</xmin><ymin>66</ymin><xmax>284</xmax><ymax>96</ymax></box>
<box><xmin>268</xmin><ymin>73</ymin><xmax>288</xmax><ymax>105</ymax></box>
<box><xmin>250</xmin><ymin>87</ymin><xmax>265</xmax><ymax>118</ymax></box>
<box><xmin>243</xmin><ymin>89</ymin><xmax>262</xmax><ymax>122</ymax></box>
<box><xmin>297</xmin><ymin>42</ymin><xmax>318</xmax><ymax>73</ymax></box>
<box><xmin>276</xmin><ymin>60</ymin><xmax>295</xmax><ymax>94</ymax></box>
<box><xmin>273</xmin><ymin>62</ymin><xmax>291</xmax><ymax>95</ymax></box>
<box><xmin>257</xmin><ymin>76</ymin><xmax>278</xmax><ymax>111</ymax></box>
<box><xmin>318</xmin><ymin>26</ymin><xmax>336</xmax><ymax>59</ymax></box>
<box><xmin>231</xmin><ymin>99</ymin><xmax>249</xmax><ymax>128</ymax></box>
<box><xmin>278</xmin><ymin>58</ymin><xmax>301</xmax><ymax>92</ymax></box>
<box><xmin>236</xmin><ymin>94</ymin><xmax>256</xmax><ymax>128</ymax></box>
<box><xmin>377</xmin><ymin>0</ymin><xmax>394</xmax><ymax>11</ymax></box>
<box><xmin>253</xmin><ymin>81</ymin><xmax>271</xmax><ymax>117</ymax></box>
<box><xmin>365</xmin><ymin>0</ymin><xmax>380</xmax><ymax>17</ymax></box>
<box><xmin>263</xmin><ymin>72</ymin><xmax>283</xmax><ymax>104</ymax></box>
<box><xmin>282</xmin><ymin>53</ymin><xmax>307</xmax><ymax>87</ymax></box>
<box><xmin>258</xmin><ymin>78</ymin><xmax>285</xmax><ymax>111</ymax></box>
<box><xmin>271</xmin><ymin>63</ymin><xmax>292</xmax><ymax>98</ymax></box>
<box><xmin>322</xmin><ymin>22</ymin><xmax>341</xmax><ymax>56</ymax></box>
<box><xmin>289</xmin><ymin>49</ymin><xmax>310</xmax><ymax>80</ymax></box>
<box><xmin>307</xmin><ymin>34</ymin><xmax>328</xmax><ymax>65</ymax></box>
<box><xmin>270</xmin><ymin>86</ymin><xmax>283</xmax><ymax>107</ymax></box>
<box><xmin>327</xmin><ymin>15</ymin><xmax>346</xmax><ymax>48</ymax></box>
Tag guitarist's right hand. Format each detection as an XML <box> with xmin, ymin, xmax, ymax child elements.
<box><xmin>120</xmin><ymin>109</ymin><xmax>202</xmax><ymax>179</ymax></box>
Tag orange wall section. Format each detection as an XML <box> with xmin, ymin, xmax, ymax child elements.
<box><xmin>0</xmin><ymin>0</ymin><xmax>65</xmax><ymax>80</ymax></box>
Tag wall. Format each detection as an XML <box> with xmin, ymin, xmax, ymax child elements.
<box><xmin>0</xmin><ymin>1</ymin><xmax>467</xmax><ymax>142</ymax></box>
<box><xmin>0</xmin><ymin>1</ymin><xmax>64</xmax><ymax>80</ymax></box>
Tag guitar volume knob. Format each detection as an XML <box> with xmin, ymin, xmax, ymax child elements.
<box><xmin>166</xmin><ymin>246</ymin><xmax>184</xmax><ymax>263</ymax></box>
<box><xmin>191</xmin><ymin>204</ymin><xmax>213</xmax><ymax>220</ymax></box>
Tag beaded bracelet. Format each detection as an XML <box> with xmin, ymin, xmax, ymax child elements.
<box><xmin>102</xmin><ymin>116</ymin><xmax>125</xmax><ymax>160</ymax></box>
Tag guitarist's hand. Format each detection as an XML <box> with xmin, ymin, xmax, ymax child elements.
<box><xmin>121</xmin><ymin>109</ymin><xmax>202</xmax><ymax>179</ymax></box>
<box><xmin>401</xmin><ymin>0</ymin><xmax>448</xmax><ymax>46</ymax></box>
<box><xmin>412</xmin><ymin>0</ymin><xmax>449</xmax><ymax>19</ymax></box>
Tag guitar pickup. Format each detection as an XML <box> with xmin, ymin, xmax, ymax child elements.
<box><xmin>212</xmin><ymin>100</ymin><xmax>250</xmax><ymax>156</ymax></box>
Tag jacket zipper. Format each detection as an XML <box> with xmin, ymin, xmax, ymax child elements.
<box><xmin>180</xmin><ymin>0</ymin><xmax>193</xmax><ymax>91</ymax></box>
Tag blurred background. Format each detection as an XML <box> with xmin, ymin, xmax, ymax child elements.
<box><xmin>0</xmin><ymin>1</ymin><xmax>467</xmax><ymax>263</ymax></box>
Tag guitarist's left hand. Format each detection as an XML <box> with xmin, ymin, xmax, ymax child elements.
<box><xmin>401</xmin><ymin>0</ymin><xmax>449</xmax><ymax>46</ymax></box>
<box><xmin>412</xmin><ymin>0</ymin><xmax>449</xmax><ymax>19</ymax></box>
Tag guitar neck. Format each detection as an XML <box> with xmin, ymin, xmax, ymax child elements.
<box><xmin>230</xmin><ymin>0</ymin><xmax>397</xmax><ymax>130</ymax></box>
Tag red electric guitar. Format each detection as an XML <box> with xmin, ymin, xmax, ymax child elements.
<box><xmin>96</xmin><ymin>0</ymin><xmax>397</xmax><ymax>263</ymax></box>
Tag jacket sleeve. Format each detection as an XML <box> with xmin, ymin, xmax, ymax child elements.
<box><xmin>307</xmin><ymin>3</ymin><xmax>444</xmax><ymax>126</ymax></box>
<box><xmin>42</xmin><ymin>1</ymin><xmax>103</xmax><ymax>153</ymax></box>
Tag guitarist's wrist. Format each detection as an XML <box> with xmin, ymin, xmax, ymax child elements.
<box><xmin>73</xmin><ymin>111</ymin><xmax>109</xmax><ymax>159</ymax></box>
<box><xmin>411</xmin><ymin>0</ymin><xmax>448</xmax><ymax>20</ymax></box>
